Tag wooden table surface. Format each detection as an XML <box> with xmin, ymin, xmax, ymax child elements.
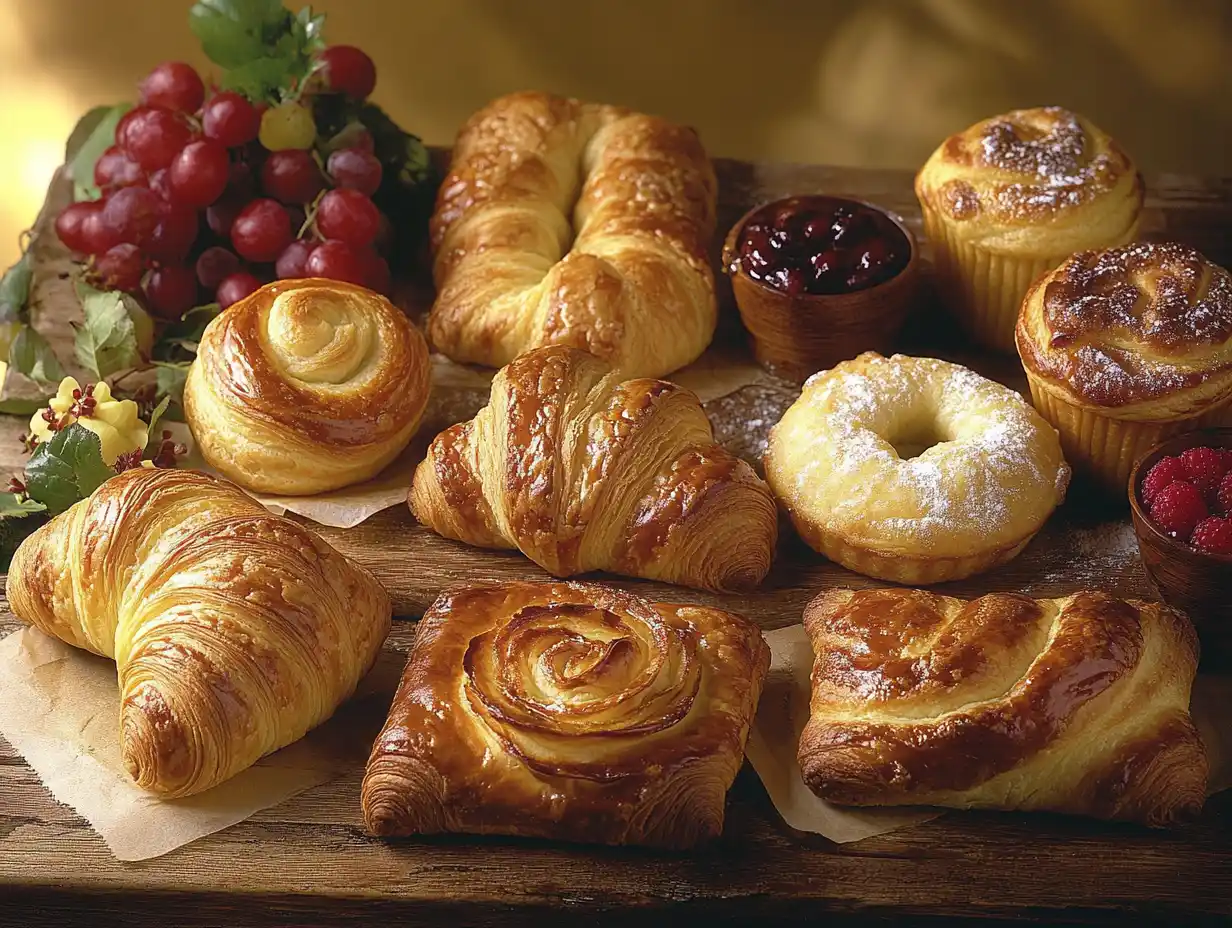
<box><xmin>0</xmin><ymin>159</ymin><xmax>1230</xmax><ymax>926</ymax></box>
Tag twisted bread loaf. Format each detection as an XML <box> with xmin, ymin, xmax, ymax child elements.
<box><xmin>798</xmin><ymin>587</ymin><xmax>1207</xmax><ymax>825</ymax></box>
<box><xmin>408</xmin><ymin>345</ymin><xmax>778</xmax><ymax>592</ymax></box>
<box><xmin>5</xmin><ymin>468</ymin><xmax>391</xmax><ymax>797</ymax></box>
<box><xmin>428</xmin><ymin>91</ymin><xmax>718</xmax><ymax>378</ymax></box>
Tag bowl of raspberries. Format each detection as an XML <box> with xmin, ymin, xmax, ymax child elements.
<box><xmin>1129</xmin><ymin>428</ymin><xmax>1232</xmax><ymax>671</ymax></box>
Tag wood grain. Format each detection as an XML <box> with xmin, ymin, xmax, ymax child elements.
<box><xmin>0</xmin><ymin>158</ymin><xmax>1229</xmax><ymax>926</ymax></box>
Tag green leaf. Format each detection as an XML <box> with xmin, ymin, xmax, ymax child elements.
<box><xmin>0</xmin><ymin>397</ymin><xmax>48</xmax><ymax>415</ymax></box>
<box><xmin>220</xmin><ymin>55</ymin><xmax>297</xmax><ymax>100</ymax></box>
<box><xmin>0</xmin><ymin>510</ymin><xmax>48</xmax><ymax>571</ymax></box>
<box><xmin>65</xmin><ymin>105</ymin><xmax>114</xmax><ymax>163</ymax></box>
<box><xmin>0</xmin><ymin>494</ymin><xmax>46</xmax><ymax>517</ymax></box>
<box><xmin>144</xmin><ymin>394</ymin><xmax>172</xmax><ymax>451</ymax></box>
<box><xmin>66</xmin><ymin>104</ymin><xmax>131</xmax><ymax>202</ymax></box>
<box><xmin>24</xmin><ymin>423</ymin><xmax>115</xmax><ymax>516</ymax></box>
<box><xmin>153</xmin><ymin>361</ymin><xmax>191</xmax><ymax>407</ymax></box>
<box><xmin>74</xmin><ymin>286</ymin><xmax>142</xmax><ymax>380</ymax></box>
<box><xmin>154</xmin><ymin>302</ymin><xmax>219</xmax><ymax>362</ymax></box>
<box><xmin>10</xmin><ymin>324</ymin><xmax>66</xmax><ymax>386</ymax></box>
<box><xmin>190</xmin><ymin>0</ymin><xmax>292</xmax><ymax>69</ymax></box>
<box><xmin>0</xmin><ymin>251</ymin><xmax>33</xmax><ymax>324</ymax></box>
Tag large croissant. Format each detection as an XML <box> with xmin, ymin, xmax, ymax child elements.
<box><xmin>408</xmin><ymin>345</ymin><xmax>778</xmax><ymax>592</ymax></box>
<box><xmin>5</xmin><ymin>468</ymin><xmax>391</xmax><ymax>798</ymax></box>
<box><xmin>428</xmin><ymin>91</ymin><xmax>718</xmax><ymax>379</ymax></box>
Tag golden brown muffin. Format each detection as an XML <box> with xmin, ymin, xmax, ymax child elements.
<box><xmin>916</xmin><ymin>106</ymin><xmax>1142</xmax><ymax>353</ymax></box>
<box><xmin>1016</xmin><ymin>241</ymin><xmax>1232</xmax><ymax>492</ymax></box>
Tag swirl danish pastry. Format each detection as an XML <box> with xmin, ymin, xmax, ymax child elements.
<box><xmin>5</xmin><ymin>468</ymin><xmax>391</xmax><ymax>798</ymax></box>
<box><xmin>1017</xmin><ymin>242</ymin><xmax>1232</xmax><ymax>491</ymax></box>
<box><xmin>916</xmin><ymin>106</ymin><xmax>1142</xmax><ymax>352</ymax></box>
<box><xmin>428</xmin><ymin>91</ymin><xmax>718</xmax><ymax>378</ymax></box>
<box><xmin>409</xmin><ymin>345</ymin><xmax>778</xmax><ymax>592</ymax></box>
<box><xmin>184</xmin><ymin>279</ymin><xmax>431</xmax><ymax>495</ymax></box>
<box><xmin>798</xmin><ymin>588</ymin><xmax>1207</xmax><ymax>825</ymax></box>
<box><xmin>361</xmin><ymin>580</ymin><xmax>768</xmax><ymax>849</ymax></box>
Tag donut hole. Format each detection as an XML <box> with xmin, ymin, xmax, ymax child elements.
<box><xmin>887</xmin><ymin>421</ymin><xmax>952</xmax><ymax>460</ymax></box>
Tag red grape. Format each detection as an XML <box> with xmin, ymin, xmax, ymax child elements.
<box><xmin>195</xmin><ymin>246</ymin><xmax>241</xmax><ymax>290</ymax></box>
<box><xmin>148</xmin><ymin>168</ymin><xmax>173</xmax><ymax>201</ymax></box>
<box><xmin>315</xmin><ymin>188</ymin><xmax>380</xmax><ymax>248</ymax></box>
<box><xmin>305</xmin><ymin>239</ymin><xmax>366</xmax><ymax>284</ymax></box>
<box><xmin>55</xmin><ymin>201</ymin><xmax>100</xmax><ymax>253</ymax></box>
<box><xmin>168</xmin><ymin>138</ymin><xmax>230</xmax><ymax>208</ymax></box>
<box><xmin>260</xmin><ymin>150</ymin><xmax>325</xmax><ymax>204</ymax></box>
<box><xmin>205</xmin><ymin>196</ymin><xmax>244</xmax><ymax>238</ymax></box>
<box><xmin>227</xmin><ymin>158</ymin><xmax>257</xmax><ymax>198</ymax></box>
<box><xmin>94</xmin><ymin>146</ymin><xmax>146</xmax><ymax>191</ymax></box>
<box><xmin>119</xmin><ymin>106</ymin><xmax>194</xmax><ymax>172</ymax></box>
<box><xmin>93</xmin><ymin>243</ymin><xmax>145</xmax><ymax>292</ymax></box>
<box><xmin>202</xmin><ymin>92</ymin><xmax>260</xmax><ymax>148</ymax></box>
<box><xmin>358</xmin><ymin>248</ymin><xmax>391</xmax><ymax>295</ymax></box>
<box><xmin>216</xmin><ymin>271</ymin><xmax>262</xmax><ymax>309</ymax></box>
<box><xmin>101</xmin><ymin>185</ymin><xmax>163</xmax><ymax>248</ymax></box>
<box><xmin>147</xmin><ymin>203</ymin><xmax>199</xmax><ymax>262</ymax></box>
<box><xmin>144</xmin><ymin>264</ymin><xmax>199</xmax><ymax>319</ymax></box>
<box><xmin>80</xmin><ymin>204</ymin><xmax>122</xmax><ymax>255</ymax></box>
<box><xmin>231</xmin><ymin>198</ymin><xmax>291</xmax><ymax>262</ymax></box>
<box><xmin>318</xmin><ymin>46</ymin><xmax>377</xmax><ymax>99</ymax></box>
<box><xmin>138</xmin><ymin>62</ymin><xmax>205</xmax><ymax>114</ymax></box>
<box><xmin>326</xmin><ymin>147</ymin><xmax>381</xmax><ymax>196</ymax></box>
<box><xmin>275</xmin><ymin>240</ymin><xmax>315</xmax><ymax>279</ymax></box>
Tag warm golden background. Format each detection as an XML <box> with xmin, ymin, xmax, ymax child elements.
<box><xmin>2</xmin><ymin>0</ymin><xmax>1229</xmax><ymax>268</ymax></box>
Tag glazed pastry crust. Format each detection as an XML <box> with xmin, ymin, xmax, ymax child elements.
<box><xmin>428</xmin><ymin>91</ymin><xmax>718</xmax><ymax>379</ymax></box>
<box><xmin>914</xmin><ymin>106</ymin><xmax>1142</xmax><ymax>256</ymax></box>
<box><xmin>184</xmin><ymin>278</ymin><xmax>431</xmax><ymax>495</ymax></box>
<box><xmin>5</xmin><ymin>468</ymin><xmax>391</xmax><ymax>798</ymax></box>
<box><xmin>1016</xmin><ymin>242</ymin><xmax>1232</xmax><ymax>420</ymax></box>
<box><xmin>798</xmin><ymin>588</ymin><xmax>1207</xmax><ymax>826</ymax></box>
<box><xmin>409</xmin><ymin>345</ymin><xmax>778</xmax><ymax>592</ymax></box>
<box><xmin>764</xmin><ymin>352</ymin><xmax>1069</xmax><ymax>583</ymax></box>
<box><xmin>361</xmin><ymin>580</ymin><xmax>768</xmax><ymax>849</ymax></box>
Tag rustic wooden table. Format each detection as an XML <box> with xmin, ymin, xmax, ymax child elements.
<box><xmin>0</xmin><ymin>160</ymin><xmax>1229</xmax><ymax>926</ymax></box>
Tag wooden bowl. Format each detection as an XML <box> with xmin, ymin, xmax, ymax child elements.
<box><xmin>1128</xmin><ymin>428</ymin><xmax>1232</xmax><ymax>672</ymax></box>
<box><xmin>721</xmin><ymin>195</ymin><xmax>920</xmax><ymax>383</ymax></box>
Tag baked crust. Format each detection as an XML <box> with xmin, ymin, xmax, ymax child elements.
<box><xmin>361</xmin><ymin>581</ymin><xmax>768</xmax><ymax>849</ymax></box>
<box><xmin>798</xmin><ymin>587</ymin><xmax>1207</xmax><ymax>826</ymax></box>
<box><xmin>428</xmin><ymin>91</ymin><xmax>718</xmax><ymax>378</ymax></box>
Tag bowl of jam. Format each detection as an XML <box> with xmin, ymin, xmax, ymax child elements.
<box><xmin>722</xmin><ymin>195</ymin><xmax>918</xmax><ymax>381</ymax></box>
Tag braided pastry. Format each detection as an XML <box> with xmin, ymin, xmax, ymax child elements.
<box><xmin>916</xmin><ymin>106</ymin><xmax>1142</xmax><ymax>352</ymax></box>
<box><xmin>184</xmin><ymin>278</ymin><xmax>431</xmax><ymax>495</ymax></box>
<box><xmin>408</xmin><ymin>345</ymin><xmax>778</xmax><ymax>592</ymax></box>
<box><xmin>798</xmin><ymin>587</ymin><xmax>1207</xmax><ymax>826</ymax></box>
<box><xmin>1017</xmin><ymin>242</ymin><xmax>1232</xmax><ymax>490</ymax></box>
<box><xmin>362</xmin><ymin>580</ymin><xmax>768</xmax><ymax>849</ymax></box>
<box><xmin>5</xmin><ymin>468</ymin><xmax>391</xmax><ymax>797</ymax></box>
<box><xmin>428</xmin><ymin>91</ymin><xmax>718</xmax><ymax>379</ymax></box>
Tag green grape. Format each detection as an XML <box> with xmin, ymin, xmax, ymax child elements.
<box><xmin>259</xmin><ymin>102</ymin><xmax>317</xmax><ymax>152</ymax></box>
<box><xmin>0</xmin><ymin>320</ymin><xmax>18</xmax><ymax>363</ymax></box>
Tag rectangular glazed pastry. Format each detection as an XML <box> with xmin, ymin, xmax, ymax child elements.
<box><xmin>798</xmin><ymin>588</ymin><xmax>1208</xmax><ymax>825</ymax></box>
<box><xmin>362</xmin><ymin>581</ymin><xmax>769</xmax><ymax>849</ymax></box>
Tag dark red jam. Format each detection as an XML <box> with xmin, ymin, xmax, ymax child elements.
<box><xmin>734</xmin><ymin>197</ymin><xmax>910</xmax><ymax>296</ymax></box>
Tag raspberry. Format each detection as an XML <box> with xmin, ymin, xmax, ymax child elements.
<box><xmin>1148</xmin><ymin>480</ymin><xmax>1208</xmax><ymax>540</ymax></box>
<box><xmin>1179</xmin><ymin>446</ymin><xmax>1228</xmax><ymax>494</ymax></box>
<box><xmin>1190</xmin><ymin>516</ymin><xmax>1232</xmax><ymax>557</ymax></box>
<box><xmin>1218</xmin><ymin>471</ymin><xmax>1232</xmax><ymax>515</ymax></box>
<box><xmin>1141</xmin><ymin>455</ymin><xmax>1185</xmax><ymax>506</ymax></box>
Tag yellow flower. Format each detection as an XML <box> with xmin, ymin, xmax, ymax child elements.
<box><xmin>28</xmin><ymin>377</ymin><xmax>149</xmax><ymax>465</ymax></box>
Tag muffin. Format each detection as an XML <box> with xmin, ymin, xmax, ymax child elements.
<box><xmin>1017</xmin><ymin>242</ymin><xmax>1232</xmax><ymax>492</ymax></box>
<box><xmin>916</xmin><ymin>106</ymin><xmax>1142</xmax><ymax>353</ymax></box>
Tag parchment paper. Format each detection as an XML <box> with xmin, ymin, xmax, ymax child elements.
<box><xmin>0</xmin><ymin>626</ymin><xmax>397</xmax><ymax>861</ymax></box>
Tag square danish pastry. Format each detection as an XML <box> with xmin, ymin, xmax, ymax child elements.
<box><xmin>361</xmin><ymin>581</ymin><xmax>769</xmax><ymax>849</ymax></box>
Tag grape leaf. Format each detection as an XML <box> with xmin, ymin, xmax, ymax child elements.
<box><xmin>66</xmin><ymin>103</ymin><xmax>132</xmax><ymax>202</ymax></box>
<box><xmin>74</xmin><ymin>287</ymin><xmax>142</xmax><ymax>380</ymax></box>
<box><xmin>10</xmin><ymin>324</ymin><xmax>66</xmax><ymax>386</ymax></box>
<box><xmin>153</xmin><ymin>361</ymin><xmax>191</xmax><ymax>409</ymax></box>
<box><xmin>0</xmin><ymin>397</ymin><xmax>48</xmax><ymax>415</ymax></box>
<box><xmin>0</xmin><ymin>509</ymin><xmax>48</xmax><ymax>570</ymax></box>
<box><xmin>189</xmin><ymin>0</ymin><xmax>289</xmax><ymax>68</ymax></box>
<box><xmin>0</xmin><ymin>251</ymin><xmax>33</xmax><ymax>324</ymax></box>
<box><xmin>153</xmin><ymin>302</ymin><xmax>219</xmax><ymax>362</ymax></box>
<box><xmin>24</xmin><ymin>424</ymin><xmax>114</xmax><ymax>516</ymax></box>
<box><xmin>0</xmin><ymin>494</ymin><xmax>47</xmax><ymax>517</ymax></box>
<box><xmin>144</xmin><ymin>394</ymin><xmax>172</xmax><ymax>451</ymax></box>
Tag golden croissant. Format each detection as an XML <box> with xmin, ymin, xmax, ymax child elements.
<box><xmin>184</xmin><ymin>278</ymin><xmax>431</xmax><ymax>495</ymax></box>
<box><xmin>5</xmin><ymin>468</ymin><xmax>391</xmax><ymax>798</ymax></box>
<box><xmin>428</xmin><ymin>91</ymin><xmax>718</xmax><ymax>379</ymax></box>
<box><xmin>798</xmin><ymin>588</ymin><xmax>1207</xmax><ymax>826</ymax></box>
<box><xmin>408</xmin><ymin>345</ymin><xmax>778</xmax><ymax>592</ymax></box>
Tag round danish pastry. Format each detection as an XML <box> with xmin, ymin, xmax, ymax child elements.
<box><xmin>765</xmin><ymin>352</ymin><xmax>1071</xmax><ymax>584</ymax></box>
<box><xmin>184</xmin><ymin>278</ymin><xmax>431</xmax><ymax>495</ymax></box>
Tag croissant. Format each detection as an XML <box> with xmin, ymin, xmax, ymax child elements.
<box><xmin>183</xmin><ymin>278</ymin><xmax>431</xmax><ymax>495</ymax></box>
<box><xmin>361</xmin><ymin>580</ymin><xmax>769</xmax><ymax>849</ymax></box>
<box><xmin>5</xmin><ymin>468</ymin><xmax>391</xmax><ymax>798</ymax></box>
<box><xmin>427</xmin><ymin>91</ymin><xmax>718</xmax><ymax>379</ymax></box>
<box><xmin>798</xmin><ymin>587</ymin><xmax>1208</xmax><ymax>826</ymax></box>
<box><xmin>408</xmin><ymin>345</ymin><xmax>778</xmax><ymax>592</ymax></box>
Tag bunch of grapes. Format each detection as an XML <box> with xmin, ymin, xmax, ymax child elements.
<box><xmin>53</xmin><ymin>46</ymin><xmax>391</xmax><ymax>318</ymax></box>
